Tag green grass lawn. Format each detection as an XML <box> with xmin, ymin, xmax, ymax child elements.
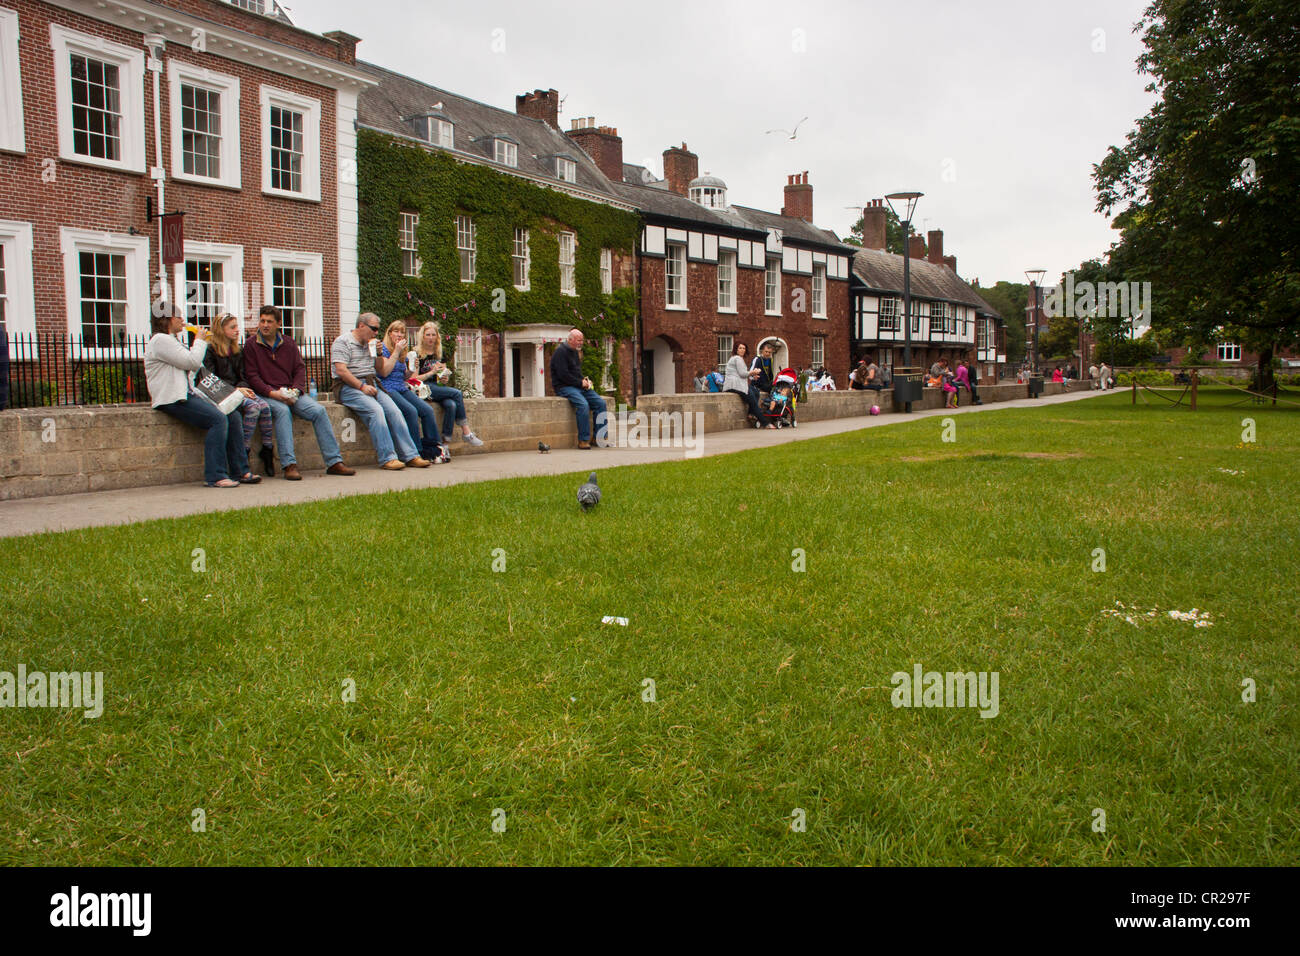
<box><xmin>1</xmin><ymin>388</ymin><xmax>1296</xmax><ymax>865</ymax></box>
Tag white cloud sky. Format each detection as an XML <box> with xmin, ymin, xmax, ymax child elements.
<box><xmin>288</xmin><ymin>0</ymin><xmax>1156</xmax><ymax>284</ymax></box>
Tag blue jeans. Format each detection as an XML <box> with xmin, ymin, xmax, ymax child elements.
<box><xmin>156</xmin><ymin>391</ymin><xmax>248</xmax><ymax>485</ymax></box>
<box><xmin>555</xmin><ymin>386</ymin><xmax>607</xmax><ymax>444</ymax></box>
<box><xmin>264</xmin><ymin>393</ymin><xmax>342</xmax><ymax>468</ymax></box>
<box><xmin>387</xmin><ymin>387</ymin><xmax>443</xmax><ymax>458</ymax></box>
<box><xmin>339</xmin><ymin>384</ymin><xmax>417</xmax><ymax>464</ymax></box>
<box><xmin>425</xmin><ymin>383</ymin><xmax>466</xmax><ymax>436</ymax></box>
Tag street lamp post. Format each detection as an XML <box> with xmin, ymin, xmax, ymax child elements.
<box><xmin>885</xmin><ymin>192</ymin><xmax>922</xmax><ymax>412</ymax></box>
<box><xmin>1025</xmin><ymin>268</ymin><xmax>1045</xmax><ymax>374</ymax></box>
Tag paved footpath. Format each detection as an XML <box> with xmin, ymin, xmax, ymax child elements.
<box><xmin>0</xmin><ymin>388</ymin><xmax>1109</xmax><ymax>538</ymax></box>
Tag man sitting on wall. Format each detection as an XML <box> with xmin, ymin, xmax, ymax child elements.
<box><xmin>331</xmin><ymin>313</ymin><xmax>430</xmax><ymax>471</ymax></box>
<box><xmin>244</xmin><ymin>305</ymin><xmax>354</xmax><ymax>481</ymax></box>
<box><xmin>550</xmin><ymin>328</ymin><xmax>606</xmax><ymax>450</ymax></box>
<box><xmin>749</xmin><ymin>342</ymin><xmax>776</xmax><ymax>405</ymax></box>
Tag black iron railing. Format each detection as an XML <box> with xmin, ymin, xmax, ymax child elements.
<box><xmin>1</xmin><ymin>333</ymin><xmax>337</xmax><ymax>408</ymax></box>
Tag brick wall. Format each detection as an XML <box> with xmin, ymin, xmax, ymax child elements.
<box><xmin>639</xmin><ymin>253</ymin><xmax>851</xmax><ymax>393</ymax></box>
<box><xmin>1</xmin><ymin>0</ymin><xmax>344</xmax><ymax>337</ymax></box>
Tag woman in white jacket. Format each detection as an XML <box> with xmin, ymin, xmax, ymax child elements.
<box><xmin>144</xmin><ymin>311</ymin><xmax>257</xmax><ymax>488</ymax></box>
<box><xmin>723</xmin><ymin>342</ymin><xmax>765</xmax><ymax>426</ymax></box>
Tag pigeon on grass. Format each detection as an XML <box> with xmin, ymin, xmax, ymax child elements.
<box><xmin>577</xmin><ymin>472</ymin><xmax>601</xmax><ymax>511</ymax></box>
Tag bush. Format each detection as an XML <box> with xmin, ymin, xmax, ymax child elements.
<box><xmin>1116</xmin><ymin>370</ymin><xmax>1174</xmax><ymax>386</ymax></box>
<box><xmin>79</xmin><ymin>362</ymin><xmax>144</xmax><ymax>405</ymax></box>
<box><xmin>7</xmin><ymin>378</ymin><xmax>59</xmax><ymax>408</ymax></box>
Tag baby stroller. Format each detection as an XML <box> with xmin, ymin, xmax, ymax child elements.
<box><xmin>758</xmin><ymin>367</ymin><xmax>798</xmax><ymax>428</ymax></box>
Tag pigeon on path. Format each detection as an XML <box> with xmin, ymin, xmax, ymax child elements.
<box><xmin>538</xmin><ymin>441</ymin><xmax>550</xmax><ymax>453</ymax></box>
<box><xmin>577</xmin><ymin>472</ymin><xmax>601</xmax><ymax>511</ymax></box>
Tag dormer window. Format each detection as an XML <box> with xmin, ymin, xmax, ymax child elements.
<box><xmin>494</xmin><ymin>138</ymin><xmax>517</xmax><ymax>167</ymax></box>
<box><xmin>556</xmin><ymin>157</ymin><xmax>576</xmax><ymax>183</ymax></box>
<box><xmin>689</xmin><ymin>173</ymin><xmax>727</xmax><ymax>209</ymax></box>
<box><xmin>411</xmin><ymin>114</ymin><xmax>453</xmax><ymax>148</ymax></box>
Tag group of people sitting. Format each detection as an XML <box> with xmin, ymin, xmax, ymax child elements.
<box><xmin>720</xmin><ymin>341</ymin><xmax>801</xmax><ymax>429</ymax></box>
<box><xmin>144</xmin><ymin>306</ymin><xmax>483</xmax><ymax>488</ymax></box>
<box><xmin>926</xmin><ymin>357</ymin><xmax>982</xmax><ymax>409</ymax></box>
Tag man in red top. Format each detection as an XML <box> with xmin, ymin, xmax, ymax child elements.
<box><xmin>243</xmin><ymin>305</ymin><xmax>354</xmax><ymax>480</ymax></box>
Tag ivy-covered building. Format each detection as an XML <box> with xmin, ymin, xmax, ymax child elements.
<box><xmin>355</xmin><ymin>67</ymin><xmax>640</xmax><ymax>399</ymax></box>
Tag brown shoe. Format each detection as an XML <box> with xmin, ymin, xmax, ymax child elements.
<box><xmin>381</xmin><ymin>459</ymin><xmax>406</xmax><ymax>471</ymax></box>
<box><xmin>326</xmin><ymin>462</ymin><xmax>356</xmax><ymax>476</ymax></box>
<box><xmin>404</xmin><ymin>457</ymin><xmax>432</xmax><ymax>468</ymax></box>
<box><xmin>283</xmin><ymin>464</ymin><xmax>302</xmax><ymax>481</ymax></box>
<box><xmin>577</xmin><ymin>440</ymin><xmax>591</xmax><ymax>449</ymax></box>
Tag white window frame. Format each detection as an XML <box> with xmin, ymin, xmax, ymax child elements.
<box><xmin>556</xmin><ymin>157</ymin><xmax>576</xmax><ymax>183</ymax></box>
<box><xmin>812</xmin><ymin>264</ymin><xmax>827</xmax><ymax>318</ymax></box>
<box><xmin>435</xmin><ymin>118</ymin><xmax>454</xmax><ymax>148</ymax></box>
<box><xmin>456</xmin><ymin>328</ymin><xmax>483</xmax><ymax>393</ymax></box>
<box><xmin>1217</xmin><ymin>342</ymin><xmax>1241</xmax><ymax>362</ymax></box>
<box><xmin>494</xmin><ymin>139</ymin><xmax>517</xmax><ymax>167</ymax></box>
<box><xmin>457</xmin><ymin>215</ymin><xmax>476</xmax><ymax>283</ymax></box>
<box><xmin>599</xmin><ymin>248</ymin><xmax>612</xmax><ymax>295</ymax></box>
<box><xmin>50</xmin><ymin>24</ymin><xmax>145</xmax><ymax>173</ymax></box>
<box><xmin>0</xmin><ymin>220</ymin><xmax>36</xmax><ymax>341</ymax></box>
<box><xmin>60</xmin><ymin>227</ymin><xmax>151</xmax><ymax>354</ymax></box>
<box><xmin>399</xmin><ymin>211</ymin><xmax>421</xmax><ymax>278</ymax></box>
<box><xmin>716</xmin><ymin>334</ymin><xmax>733</xmax><ymax>374</ymax></box>
<box><xmin>666</xmin><ymin>243</ymin><xmax>687</xmax><ymax>309</ymax></box>
<box><xmin>600</xmin><ymin>335</ymin><xmax>614</xmax><ymax>391</ymax></box>
<box><xmin>717</xmin><ymin>249</ymin><xmax>737</xmax><ymax>313</ymax></box>
<box><xmin>879</xmin><ymin>296</ymin><xmax>899</xmax><ymax>332</ymax></box>
<box><xmin>259</xmin><ymin>85</ymin><xmax>321</xmax><ymax>202</ymax></box>
<box><xmin>260</xmin><ymin>247</ymin><xmax>323</xmax><ymax>344</ymax></box>
<box><xmin>0</xmin><ymin>8</ymin><xmax>24</xmax><ymax>153</ymax></box>
<box><xmin>558</xmin><ymin>231</ymin><xmax>576</xmax><ymax>296</ymax></box>
<box><xmin>764</xmin><ymin>257</ymin><xmax>781</xmax><ymax>315</ymax></box>
<box><xmin>513</xmin><ymin>227</ymin><xmax>530</xmax><ymax>291</ymax></box>
<box><xmin>810</xmin><ymin>336</ymin><xmax>825</xmax><ymax>369</ymax></box>
<box><xmin>168</xmin><ymin>60</ymin><xmax>240</xmax><ymax>189</ymax></box>
<box><xmin>171</xmin><ymin>240</ymin><xmax>246</xmax><ymax>324</ymax></box>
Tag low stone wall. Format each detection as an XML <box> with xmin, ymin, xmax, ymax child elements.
<box><xmin>0</xmin><ymin>396</ymin><xmax>599</xmax><ymax>501</ymax></box>
<box><xmin>633</xmin><ymin>381</ymin><xmax>1066</xmax><ymax>432</ymax></box>
<box><xmin>0</xmin><ymin>382</ymin><xmax>1070</xmax><ymax>501</ymax></box>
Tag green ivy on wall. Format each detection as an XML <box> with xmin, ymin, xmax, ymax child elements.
<box><xmin>357</xmin><ymin>129</ymin><xmax>640</xmax><ymax>391</ymax></box>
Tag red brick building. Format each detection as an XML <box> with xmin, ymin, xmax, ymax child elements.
<box><xmin>606</xmin><ymin>146</ymin><xmax>855</xmax><ymax>393</ymax></box>
<box><xmin>0</xmin><ymin>0</ymin><xmax>371</xmax><ymax>359</ymax></box>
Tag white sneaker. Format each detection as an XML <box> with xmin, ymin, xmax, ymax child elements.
<box><xmin>463</xmin><ymin>432</ymin><xmax>484</xmax><ymax>447</ymax></box>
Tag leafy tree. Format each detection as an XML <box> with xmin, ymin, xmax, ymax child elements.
<box><xmin>843</xmin><ymin>206</ymin><xmax>918</xmax><ymax>256</ymax></box>
<box><xmin>1093</xmin><ymin>0</ymin><xmax>1300</xmax><ymax>389</ymax></box>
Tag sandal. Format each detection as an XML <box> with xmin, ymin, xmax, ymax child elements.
<box><xmin>238</xmin><ymin>472</ymin><xmax>262</xmax><ymax>485</ymax></box>
<box><xmin>207</xmin><ymin>478</ymin><xmax>240</xmax><ymax>488</ymax></box>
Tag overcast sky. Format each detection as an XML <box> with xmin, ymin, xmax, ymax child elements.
<box><xmin>288</xmin><ymin>0</ymin><xmax>1156</xmax><ymax>285</ymax></box>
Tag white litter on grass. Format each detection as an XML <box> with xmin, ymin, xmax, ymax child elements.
<box><xmin>1100</xmin><ymin>601</ymin><xmax>1214</xmax><ymax>628</ymax></box>
<box><xmin>601</xmin><ymin>616</ymin><xmax>629</xmax><ymax>626</ymax></box>
<box><xmin>1216</xmin><ymin>467</ymin><xmax>1244</xmax><ymax>476</ymax></box>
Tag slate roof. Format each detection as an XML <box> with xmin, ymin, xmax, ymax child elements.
<box><xmin>355</xmin><ymin>62</ymin><xmax>625</xmax><ymax>202</ymax></box>
<box><xmin>851</xmin><ymin>248</ymin><xmax>1002</xmax><ymax>318</ymax></box>
<box><xmin>610</xmin><ymin>179</ymin><xmax>854</xmax><ymax>253</ymax></box>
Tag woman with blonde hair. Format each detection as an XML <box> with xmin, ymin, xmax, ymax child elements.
<box><xmin>377</xmin><ymin>319</ymin><xmax>447</xmax><ymax>462</ymax></box>
<box><xmin>202</xmin><ymin>312</ymin><xmax>275</xmax><ymax>476</ymax></box>
<box><xmin>408</xmin><ymin>320</ymin><xmax>484</xmax><ymax>447</ymax></box>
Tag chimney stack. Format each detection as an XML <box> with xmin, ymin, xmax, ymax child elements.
<box><xmin>663</xmin><ymin>143</ymin><xmax>698</xmax><ymax>196</ymax></box>
<box><xmin>861</xmin><ymin>199</ymin><xmax>888</xmax><ymax>251</ymax></box>
<box><xmin>927</xmin><ymin>229</ymin><xmax>944</xmax><ymax>265</ymax></box>
<box><xmin>515</xmin><ymin>89</ymin><xmax>560</xmax><ymax>130</ymax></box>
<box><xmin>322</xmin><ymin>30</ymin><xmax>359</xmax><ymax>65</ymax></box>
<box><xmin>942</xmin><ymin>254</ymin><xmax>957</xmax><ymax>274</ymax></box>
<box><xmin>566</xmin><ymin>118</ymin><xmax>624</xmax><ymax>182</ymax></box>
<box><xmin>782</xmin><ymin>171</ymin><xmax>814</xmax><ymax>222</ymax></box>
<box><xmin>908</xmin><ymin>235</ymin><xmax>927</xmax><ymax>259</ymax></box>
